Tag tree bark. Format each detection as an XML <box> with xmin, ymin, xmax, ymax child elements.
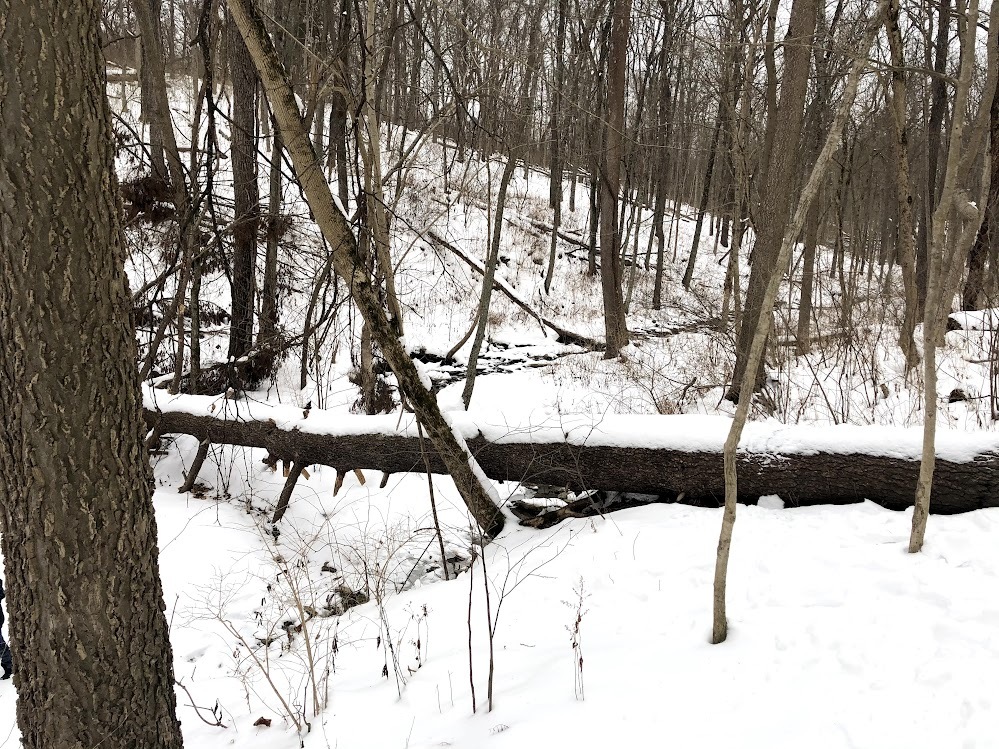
<box><xmin>0</xmin><ymin>2</ymin><xmax>184</xmax><ymax>745</ymax></box>
<box><xmin>226</xmin><ymin>0</ymin><xmax>505</xmax><ymax>538</ymax></box>
<box><xmin>887</xmin><ymin>0</ymin><xmax>920</xmax><ymax>368</ymax></box>
<box><xmin>599</xmin><ymin>0</ymin><xmax>632</xmax><ymax>358</ymax></box>
<box><xmin>962</xmin><ymin>13</ymin><xmax>999</xmax><ymax>311</ymax></box>
<box><xmin>727</xmin><ymin>0</ymin><xmax>818</xmax><ymax>399</ymax></box>
<box><xmin>227</xmin><ymin>12</ymin><xmax>260</xmax><ymax>359</ymax></box>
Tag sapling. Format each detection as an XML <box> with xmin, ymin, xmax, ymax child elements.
<box><xmin>563</xmin><ymin>577</ymin><xmax>589</xmax><ymax>701</ymax></box>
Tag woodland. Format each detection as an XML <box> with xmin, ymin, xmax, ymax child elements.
<box><xmin>0</xmin><ymin>0</ymin><xmax>998</xmax><ymax>746</ymax></box>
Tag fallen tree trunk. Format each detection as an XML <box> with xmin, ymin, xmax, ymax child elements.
<box><xmin>426</xmin><ymin>230</ymin><xmax>600</xmax><ymax>350</ymax></box>
<box><xmin>143</xmin><ymin>404</ymin><xmax>999</xmax><ymax>515</ymax></box>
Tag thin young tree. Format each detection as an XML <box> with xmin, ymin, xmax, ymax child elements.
<box><xmin>909</xmin><ymin>0</ymin><xmax>997</xmax><ymax>554</ymax></box>
<box><xmin>0</xmin><ymin>1</ymin><xmax>185</xmax><ymax>745</ymax></box>
<box><xmin>713</xmin><ymin>0</ymin><xmax>889</xmax><ymax>643</ymax></box>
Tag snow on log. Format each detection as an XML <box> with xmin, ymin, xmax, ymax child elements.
<box><xmin>142</xmin><ymin>390</ymin><xmax>999</xmax><ymax>514</ymax></box>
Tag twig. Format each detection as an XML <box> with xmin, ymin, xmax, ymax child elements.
<box><xmin>175</xmin><ymin>679</ymin><xmax>227</xmax><ymax>728</ymax></box>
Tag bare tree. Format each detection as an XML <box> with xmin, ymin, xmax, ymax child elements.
<box><xmin>227</xmin><ymin>12</ymin><xmax>260</xmax><ymax>360</ymax></box>
<box><xmin>713</xmin><ymin>0</ymin><xmax>889</xmax><ymax>643</ymax></box>
<box><xmin>910</xmin><ymin>0</ymin><xmax>997</xmax><ymax>554</ymax></box>
<box><xmin>226</xmin><ymin>0</ymin><xmax>506</xmax><ymax>538</ymax></box>
<box><xmin>599</xmin><ymin>0</ymin><xmax>632</xmax><ymax>358</ymax></box>
<box><xmin>727</xmin><ymin>0</ymin><xmax>818</xmax><ymax>399</ymax></box>
<box><xmin>962</xmin><ymin>11</ymin><xmax>999</xmax><ymax>310</ymax></box>
<box><xmin>887</xmin><ymin>0</ymin><xmax>920</xmax><ymax>369</ymax></box>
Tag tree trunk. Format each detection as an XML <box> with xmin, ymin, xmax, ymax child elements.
<box><xmin>599</xmin><ymin>0</ymin><xmax>631</xmax><ymax>358</ymax></box>
<box><xmin>758</xmin><ymin>0</ymin><xmax>780</xmax><ymax>183</ymax></box>
<box><xmin>916</xmin><ymin>0</ymin><xmax>953</xmax><ymax>315</ymax></box>
<box><xmin>189</xmin><ymin>254</ymin><xmax>203</xmax><ymax>392</ymax></box>
<box><xmin>910</xmin><ymin>0</ymin><xmax>997</xmax><ymax>553</ymax></box>
<box><xmin>727</xmin><ymin>0</ymin><xmax>818</xmax><ymax>400</ymax></box>
<box><xmin>795</xmin><ymin>199</ymin><xmax>820</xmax><ymax>355</ymax></box>
<box><xmin>962</xmin><ymin>15</ymin><xmax>999</xmax><ymax>311</ymax></box>
<box><xmin>133</xmin><ymin>0</ymin><xmax>198</xmax><ymax>387</ymax></box>
<box><xmin>463</xmin><ymin>157</ymin><xmax>517</xmax><ymax>409</ymax></box>
<box><xmin>139</xmin><ymin>0</ymin><xmax>167</xmax><ymax>179</ymax></box>
<box><xmin>713</xmin><ymin>1</ymin><xmax>889</xmax><ymax>643</ymax></box>
<box><xmin>682</xmin><ymin>113</ymin><xmax>723</xmax><ymax>288</ymax></box>
<box><xmin>258</xmin><ymin>125</ymin><xmax>282</xmax><ymax>351</ymax></box>
<box><xmin>887</xmin><ymin>0</ymin><xmax>920</xmax><ymax>368</ymax></box>
<box><xmin>0</xmin><ymin>2</ymin><xmax>184</xmax><ymax>745</ymax></box>
<box><xmin>331</xmin><ymin>0</ymin><xmax>351</xmax><ymax>204</ymax></box>
<box><xmin>227</xmin><ymin>0</ymin><xmax>505</xmax><ymax>538</ymax></box>
<box><xmin>361</xmin><ymin>0</ymin><xmax>404</xmax><ymax>335</ymax></box>
<box><xmin>543</xmin><ymin>0</ymin><xmax>568</xmax><ymax>295</ymax></box>
<box><xmin>144</xmin><ymin>403</ymin><xmax>999</xmax><ymax>515</ymax></box>
<box><xmin>651</xmin><ymin>31</ymin><xmax>677</xmax><ymax>311</ymax></box>
<box><xmin>227</xmin><ymin>12</ymin><xmax>260</xmax><ymax>359</ymax></box>
<box><xmin>587</xmin><ymin>169</ymin><xmax>600</xmax><ymax>275</ymax></box>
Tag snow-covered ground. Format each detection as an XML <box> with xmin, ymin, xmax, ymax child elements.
<box><xmin>3</xmin><ymin>78</ymin><xmax>999</xmax><ymax>748</ymax></box>
<box><xmin>5</xmin><ymin>460</ymin><xmax>999</xmax><ymax>748</ymax></box>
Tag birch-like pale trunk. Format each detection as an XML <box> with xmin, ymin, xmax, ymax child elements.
<box><xmin>910</xmin><ymin>0</ymin><xmax>998</xmax><ymax>553</ymax></box>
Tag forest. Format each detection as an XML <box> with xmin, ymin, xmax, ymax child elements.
<box><xmin>0</xmin><ymin>0</ymin><xmax>998</xmax><ymax>746</ymax></box>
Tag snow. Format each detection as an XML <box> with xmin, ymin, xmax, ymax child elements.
<box><xmin>951</xmin><ymin>308</ymin><xmax>999</xmax><ymax>332</ymax></box>
<box><xmin>6</xmin><ymin>80</ymin><xmax>999</xmax><ymax>749</ymax></box>
<box><xmin>6</xmin><ymin>479</ymin><xmax>999</xmax><ymax>748</ymax></box>
<box><xmin>757</xmin><ymin>494</ymin><xmax>786</xmax><ymax>509</ymax></box>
